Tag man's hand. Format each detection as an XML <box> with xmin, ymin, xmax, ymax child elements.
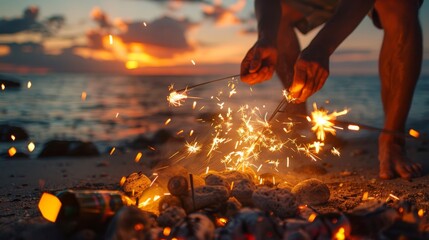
<box><xmin>289</xmin><ymin>50</ymin><xmax>330</xmax><ymax>103</ymax></box>
<box><xmin>240</xmin><ymin>41</ymin><xmax>278</xmax><ymax>85</ymax></box>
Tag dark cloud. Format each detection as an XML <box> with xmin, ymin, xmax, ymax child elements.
<box><xmin>0</xmin><ymin>6</ymin><xmax>65</xmax><ymax>35</ymax></box>
<box><xmin>120</xmin><ymin>16</ymin><xmax>194</xmax><ymax>50</ymax></box>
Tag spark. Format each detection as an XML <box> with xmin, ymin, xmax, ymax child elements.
<box><xmin>143</xmin><ymin>22</ymin><xmax>147</xmax><ymax>27</ymax></box>
<box><xmin>362</xmin><ymin>192</ymin><xmax>369</xmax><ymax>201</ymax></box>
<box><xmin>418</xmin><ymin>209</ymin><xmax>425</xmax><ymax>218</ymax></box>
<box><xmin>11</xmin><ymin>135</ymin><xmax>15</xmax><ymax>141</ymax></box>
<box><xmin>8</xmin><ymin>147</ymin><xmax>17</xmax><ymax>157</ymax></box>
<box><xmin>308</xmin><ymin>213</ymin><xmax>317</xmax><ymax>222</ymax></box>
<box><xmin>81</xmin><ymin>91</ymin><xmax>87</xmax><ymax>101</ymax></box>
<box><xmin>167</xmin><ymin>90</ymin><xmax>188</xmax><ymax>107</ymax></box>
<box><xmin>192</xmin><ymin>101</ymin><xmax>197</xmax><ymax>109</ymax></box>
<box><xmin>165</xmin><ymin>118</ymin><xmax>171</xmax><ymax>125</ymax></box>
<box><xmin>189</xmin><ymin>130</ymin><xmax>194</xmax><ymax>136</ymax></box>
<box><xmin>409</xmin><ymin>129</ymin><xmax>419</xmax><ymax>138</ymax></box>
<box><xmin>186</xmin><ymin>141</ymin><xmax>201</xmax><ymax>154</ymax></box>
<box><xmin>287</xmin><ymin>157</ymin><xmax>290</xmax><ymax>167</ymax></box>
<box><xmin>115</xmin><ymin>112</ymin><xmax>119</xmax><ymax>118</ymax></box>
<box><xmin>348</xmin><ymin>124</ymin><xmax>360</xmax><ymax>131</ymax></box>
<box><xmin>119</xmin><ymin>176</ymin><xmax>126</xmax><ymax>186</ymax></box>
<box><xmin>109</xmin><ymin>34</ymin><xmax>113</xmax><ymax>45</ymax></box>
<box><xmin>331</xmin><ymin>147</ymin><xmax>341</xmax><ymax>156</ymax></box>
<box><xmin>28</xmin><ymin>142</ymin><xmax>35</xmax><ymax>152</ymax></box>
<box><xmin>110</xmin><ymin>147</ymin><xmax>116</xmax><ymax>155</ymax></box>
<box><xmin>149</xmin><ymin>175</ymin><xmax>159</xmax><ymax>187</ymax></box>
<box><xmin>176</xmin><ymin>130</ymin><xmax>184</xmax><ymax>135</ymax></box>
<box><xmin>205</xmin><ymin>166</ymin><xmax>209</xmax><ymax>174</ymax></box>
<box><xmin>135</xmin><ymin>152</ymin><xmax>142</xmax><ymax>162</ymax></box>
<box><xmin>1</xmin><ymin>84</ymin><xmax>5</xmax><ymax>90</ymax></box>
<box><xmin>191</xmin><ymin>59</ymin><xmax>196</xmax><ymax>65</ymax></box>
<box><xmin>27</xmin><ymin>81</ymin><xmax>32</xmax><ymax>88</ymax></box>
<box><xmin>309</xmin><ymin>103</ymin><xmax>348</xmax><ymax>141</ymax></box>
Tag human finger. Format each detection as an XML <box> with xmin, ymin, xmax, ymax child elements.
<box><xmin>289</xmin><ymin>62</ymin><xmax>307</xmax><ymax>102</ymax></box>
<box><xmin>249</xmin><ymin>50</ymin><xmax>262</xmax><ymax>73</ymax></box>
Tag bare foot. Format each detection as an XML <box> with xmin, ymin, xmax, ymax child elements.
<box><xmin>378</xmin><ymin>134</ymin><xmax>422</xmax><ymax>180</ymax></box>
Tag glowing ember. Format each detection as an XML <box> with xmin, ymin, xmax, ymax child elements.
<box><xmin>8</xmin><ymin>147</ymin><xmax>17</xmax><ymax>157</ymax></box>
<box><xmin>28</xmin><ymin>142</ymin><xmax>35</xmax><ymax>152</ymax></box>
<box><xmin>362</xmin><ymin>192</ymin><xmax>369</xmax><ymax>201</ymax></box>
<box><xmin>334</xmin><ymin>227</ymin><xmax>346</xmax><ymax>240</ymax></box>
<box><xmin>134</xmin><ymin>223</ymin><xmax>144</xmax><ymax>231</ymax></box>
<box><xmin>135</xmin><ymin>152</ymin><xmax>142</xmax><ymax>162</ymax></box>
<box><xmin>418</xmin><ymin>209</ymin><xmax>425</xmax><ymax>218</ymax></box>
<box><xmin>309</xmin><ymin>103</ymin><xmax>348</xmax><ymax>141</ymax></box>
<box><xmin>38</xmin><ymin>192</ymin><xmax>62</xmax><ymax>223</ymax></box>
<box><xmin>216</xmin><ymin>217</ymin><xmax>228</xmax><ymax>227</ymax></box>
<box><xmin>409</xmin><ymin>129</ymin><xmax>420</xmax><ymax>138</ymax></box>
<box><xmin>308</xmin><ymin>213</ymin><xmax>317</xmax><ymax>222</ymax></box>
<box><xmin>27</xmin><ymin>81</ymin><xmax>32</xmax><ymax>88</ymax></box>
<box><xmin>163</xmin><ymin>227</ymin><xmax>171</xmax><ymax>236</ymax></box>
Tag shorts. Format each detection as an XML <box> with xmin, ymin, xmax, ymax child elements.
<box><xmin>286</xmin><ymin>0</ymin><xmax>424</xmax><ymax>33</ymax></box>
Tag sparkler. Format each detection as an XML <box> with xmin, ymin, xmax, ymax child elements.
<box><xmin>167</xmin><ymin>74</ymin><xmax>240</xmax><ymax>107</ymax></box>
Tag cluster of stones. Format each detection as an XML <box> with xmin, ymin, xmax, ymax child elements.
<box><xmin>115</xmin><ymin>168</ymin><xmax>332</xmax><ymax>239</ymax></box>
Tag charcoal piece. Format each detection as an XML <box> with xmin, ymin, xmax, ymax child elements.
<box><xmin>291</xmin><ymin>178</ymin><xmax>330</xmax><ymax>205</ymax></box>
<box><xmin>231</xmin><ymin>179</ymin><xmax>256</xmax><ymax>207</ymax></box>
<box><xmin>252</xmin><ymin>187</ymin><xmax>298</xmax><ymax>219</ymax></box>
<box><xmin>170</xmin><ymin>213</ymin><xmax>215</xmax><ymax>240</ymax></box>
<box><xmin>157</xmin><ymin>206</ymin><xmax>186</xmax><ymax>227</ymax></box>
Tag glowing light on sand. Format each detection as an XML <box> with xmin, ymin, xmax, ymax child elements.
<box><xmin>409</xmin><ymin>129</ymin><xmax>419</xmax><ymax>138</ymax></box>
<box><xmin>110</xmin><ymin>147</ymin><xmax>116</xmax><ymax>155</ymax></box>
<box><xmin>81</xmin><ymin>91</ymin><xmax>87</xmax><ymax>101</ymax></box>
<box><xmin>334</xmin><ymin>227</ymin><xmax>346</xmax><ymax>240</ymax></box>
<box><xmin>135</xmin><ymin>152</ymin><xmax>142</xmax><ymax>162</ymax></box>
<box><xmin>11</xmin><ymin>135</ymin><xmax>15</xmax><ymax>141</ymax></box>
<box><xmin>27</xmin><ymin>81</ymin><xmax>32</xmax><ymax>88</ymax></box>
<box><xmin>8</xmin><ymin>147</ymin><xmax>17</xmax><ymax>157</ymax></box>
<box><xmin>309</xmin><ymin>103</ymin><xmax>348</xmax><ymax>141</ymax></box>
<box><xmin>38</xmin><ymin>192</ymin><xmax>62</xmax><ymax>223</ymax></box>
<box><xmin>28</xmin><ymin>142</ymin><xmax>35</xmax><ymax>152</ymax></box>
<box><xmin>165</xmin><ymin>118</ymin><xmax>171</xmax><ymax>125</ymax></box>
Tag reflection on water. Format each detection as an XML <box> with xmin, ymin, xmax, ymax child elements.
<box><xmin>1</xmin><ymin>73</ymin><xmax>428</xmax><ymax>154</ymax></box>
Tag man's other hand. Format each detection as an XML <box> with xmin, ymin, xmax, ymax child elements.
<box><xmin>240</xmin><ymin>41</ymin><xmax>278</xmax><ymax>85</ymax></box>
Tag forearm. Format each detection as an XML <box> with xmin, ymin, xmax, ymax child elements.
<box><xmin>306</xmin><ymin>0</ymin><xmax>374</xmax><ymax>55</ymax></box>
<box><xmin>255</xmin><ymin>0</ymin><xmax>282</xmax><ymax>45</ymax></box>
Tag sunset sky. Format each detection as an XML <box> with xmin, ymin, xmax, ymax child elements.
<box><xmin>0</xmin><ymin>0</ymin><xmax>428</xmax><ymax>75</ymax></box>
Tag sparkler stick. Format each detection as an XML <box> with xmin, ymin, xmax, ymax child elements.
<box><xmin>189</xmin><ymin>174</ymin><xmax>196</xmax><ymax>212</ymax></box>
<box><xmin>175</xmin><ymin>74</ymin><xmax>240</xmax><ymax>93</ymax></box>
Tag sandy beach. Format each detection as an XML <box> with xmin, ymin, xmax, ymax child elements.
<box><xmin>1</xmin><ymin>130</ymin><xmax>428</xmax><ymax>238</ymax></box>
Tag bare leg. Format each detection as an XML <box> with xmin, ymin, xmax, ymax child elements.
<box><xmin>276</xmin><ymin>3</ymin><xmax>307</xmax><ymax>117</ymax></box>
<box><xmin>375</xmin><ymin>0</ymin><xmax>423</xmax><ymax>179</ymax></box>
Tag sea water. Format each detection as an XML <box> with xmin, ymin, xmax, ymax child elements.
<box><xmin>1</xmin><ymin>73</ymin><xmax>428</xmax><ymax>156</ymax></box>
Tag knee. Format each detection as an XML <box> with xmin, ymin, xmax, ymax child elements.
<box><xmin>374</xmin><ymin>0</ymin><xmax>420</xmax><ymax>30</ymax></box>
